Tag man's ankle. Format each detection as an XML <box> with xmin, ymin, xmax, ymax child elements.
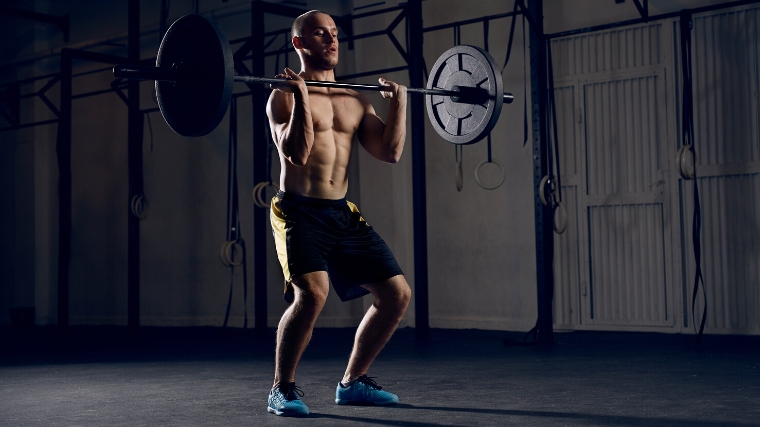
<box><xmin>273</xmin><ymin>381</ymin><xmax>295</xmax><ymax>392</ymax></box>
<box><xmin>340</xmin><ymin>375</ymin><xmax>363</xmax><ymax>387</ymax></box>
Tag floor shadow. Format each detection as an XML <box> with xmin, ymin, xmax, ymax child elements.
<box><xmin>308</xmin><ymin>412</ymin><xmax>458</xmax><ymax>427</ymax></box>
<box><xmin>385</xmin><ymin>404</ymin><xmax>755</xmax><ymax>427</ymax></box>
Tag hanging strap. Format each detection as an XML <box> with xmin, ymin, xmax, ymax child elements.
<box><xmin>680</xmin><ymin>10</ymin><xmax>706</xmax><ymax>345</ymax></box>
<box><xmin>483</xmin><ymin>21</ymin><xmax>493</xmax><ymax>164</ymax></box>
<box><xmin>546</xmin><ymin>40</ymin><xmax>562</xmax><ymax>204</ymax></box>
<box><xmin>222</xmin><ymin>99</ymin><xmax>249</xmax><ymax>330</ymax></box>
<box><xmin>501</xmin><ymin>0</ymin><xmax>520</xmax><ymax>72</ymax></box>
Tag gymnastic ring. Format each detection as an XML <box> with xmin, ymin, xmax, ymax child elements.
<box><xmin>539</xmin><ymin>175</ymin><xmax>552</xmax><ymax>206</ymax></box>
<box><xmin>677</xmin><ymin>144</ymin><xmax>696</xmax><ymax>180</ymax></box>
<box><xmin>130</xmin><ymin>194</ymin><xmax>149</xmax><ymax>221</ymax></box>
<box><xmin>554</xmin><ymin>201</ymin><xmax>568</xmax><ymax>234</ymax></box>
<box><xmin>220</xmin><ymin>240</ymin><xmax>243</xmax><ymax>267</ymax></box>
<box><xmin>252</xmin><ymin>182</ymin><xmax>279</xmax><ymax>209</ymax></box>
<box><xmin>252</xmin><ymin>182</ymin><xmax>265</xmax><ymax>208</ymax></box>
<box><xmin>259</xmin><ymin>181</ymin><xmax>279</xmax><ymax>208</ymax></box>
<box><xmin>455</xmin><ymin>160</ymin><xmax>463</xmax><ymax>192</ymax></box>
<box><xmin>474</xmin><ymin>159</ymin><xmax>506</xmax><ymax>190</ymax></box>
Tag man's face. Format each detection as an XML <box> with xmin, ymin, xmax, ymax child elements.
<box><xmin>297</xmin><ymin>13</ymin><xmax>339</xmax><ymax>70</ymax></box>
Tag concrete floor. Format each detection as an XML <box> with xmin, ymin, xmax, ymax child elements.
<box><xmin>1</xmin><ymin>326</ymin><xmax>758</xmax><ymax>426</ymax></box>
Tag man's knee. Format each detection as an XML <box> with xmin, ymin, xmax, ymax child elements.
<box><xmin>292</xmin><ymin>272</ymin><xmax>330</xmax><ymax>307</ymax></box>
<box><xmin>369</xmin><ymin>276</ymin><xmax>411</xmax><ymax>309</ymax></box>
<box><xmin>393</xmin><ymin>278</ymin><xmax>412</xmax><ymax>308</ymax></box>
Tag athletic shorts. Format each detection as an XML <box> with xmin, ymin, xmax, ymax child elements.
<box><xmin>270</xmin><ymin>191</ymin><xmax>404</xmax><ymax>303</ymax></box>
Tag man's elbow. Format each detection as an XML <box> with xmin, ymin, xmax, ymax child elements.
<box><xmin>283</xmin><ymin>141</ymin><xmax>310</xmax><ymax>166</ymax></box>
<box><xmin>288</xmin><ymin>154</ymin><xmax>309</xmax><ymax>166</ymax></box>
<box><xmin>385</xmin><ymin>147</ymin><xmax>403</xmax><ymax>163</ymax></box>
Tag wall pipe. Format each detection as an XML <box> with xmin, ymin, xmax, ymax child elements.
<box><xmin>251</xmin><ymin>1</ymin><xmax>269</xmax><ymax>336</ymax></box>
<box><xmin>127</xmin><ymin>0</ymin><xmax>143</xmax><ymax>335</ymax></box>
<box><xmin>528</xmin><ymin>0</ymin><xmax>555</xmax><ymax>348</ymax></box>
<box><xmin>407</xmin><ymin>0</ymin><xmax>429</xmax><ymax>340</ymax></box>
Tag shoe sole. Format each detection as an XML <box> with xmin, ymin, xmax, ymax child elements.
<box><xmin>267</xmin><ymin>406</ymin><xmax>309</xmax><ymax>416</ymax></box>
<box><xmin>335</xmin><ymin>398</ymin><xmax>397</xmax><ymax>406</ymax></box>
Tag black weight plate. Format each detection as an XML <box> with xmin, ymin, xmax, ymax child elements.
<box><xmin>425</xmin><ymin>45</ymin><xmax>503</xmax><ymax>145</ymax></box>
<box><xmin>156</xmin><ymin>14</ymin><xmax>233</xmax><ymax>137</ymax></box>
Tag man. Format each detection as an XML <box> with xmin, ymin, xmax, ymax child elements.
<box><xmin>265</xmin><ymin>10</ymin><xmax>411</xmax><ymax>417</ymax></box>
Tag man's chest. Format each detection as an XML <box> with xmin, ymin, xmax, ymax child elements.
<box><xmin>308</xmin><ymin>92</ymin><xmax>364</xmax><ymax>135</ymax></box>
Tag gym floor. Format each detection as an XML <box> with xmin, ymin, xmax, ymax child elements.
<box><xmin>1</xmin><ymin>326</ymin><xmax>758</xmax><ymax>426</ymax></box>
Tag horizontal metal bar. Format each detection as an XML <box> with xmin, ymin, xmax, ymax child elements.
<box><xmin>71</xmin><ymin>87</ymin><xmax>117</xmax><ymax>99</ymax></box>
<box><xmin>113</xmin><ymin>64</ymin><xmax>177</xmax><ymax>82</ymax></box>
<box><xmin>354</xmin><ymin>1</ymin><xmax>386</xmax><ymax>12</ymax></box>
<box><xmin>347</xmin><ymin>29</ymin><xmax>392</xmax><ymax>43</ymax></box>
<box><xmin>72</xmin><ymin>66</ymin><xmax>116</xmax><ymax>78</ymax></box>
<box><xmin>65</xmin><ymin>48</ymin><xmax>127</xmax><ymax>66</ymax></box>
<box><xmin>338</xmin><ymin>65</ymin><xmax>409</xmax><ymax>81</ymax></box>
<box><xmin>257</xmin><ymin>2</ymin><xmax>308</xmax><ymax>19</ymax></box>
<box><xmin>0</xmin><ymin>6</ymin><xmax>65</xmax><ymax>26</ymax></box>
<box><xmin>350</xmin><ymin>4</ymin><xmax>406</xmax><ymax>20</ymax></box>
<box><xmin>0</xmin><ymin>118</ymin><xmax>58</xmax><ymax>133</ymax></box>
<box><xmin>0</xmin><ymin>7</ymin><xmax>69</xmax><ymax>42</ymax></box>
<box><xmin>264</xmin><ymin>28</ymin><xmax>291</xmax><ymax>38</ymax></box>
<box><xmin>423</xmin><ymin>10</ymin><xmax>522</xmax><ymax>33</ymax></box>
<box><xmin>0</xmin><ymin>72</ymin><xmax>59</xmax><ymax>88</ymax></box>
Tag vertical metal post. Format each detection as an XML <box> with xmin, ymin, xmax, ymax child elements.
<box><xmin>407</xmin><ymin>0</ymin><xmax>429</xmax><ymax>340</ymax></box>
<box><xmin>528</xmin><ymin>0</ymin><xmax>554</xmax><ymax>348</ymax></box>
<box><xmin>127</xmin><ymin>0</ymin><xmax>142</xmax><ymax>334</ymax></box>
<box><xmin>56</xmin><ymin>49</ymin><xmax>72</xmax><ymax>334</ymax></box>
<box><xmin>252</xmin><ymin>1</ymin><xmax>268</xmax><ymax>335</ymax></box>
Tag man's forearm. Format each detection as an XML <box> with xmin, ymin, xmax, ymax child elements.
<box><xmin>281</xmin><ymin>89</ymin><xmax>314</xmax><ymax>166</ymax></box>
<box><xmin>381</xmin><ymin>96</ymin><xmax>407</xmax><ymax>163</ymax></box>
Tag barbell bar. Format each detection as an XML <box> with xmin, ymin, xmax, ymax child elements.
<box><xmin>112</xmin><ymin>14</ymin><xmax>514</xmax><ymax>144</ymax></box>
<box><xmin>113</xmin><ymin>64</ymin><xmax>513</xmax><ymax>103</ymax></box>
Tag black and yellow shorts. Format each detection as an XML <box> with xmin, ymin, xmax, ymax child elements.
<box><xmin>270</xmin><ymin>191</ymin><xmax>404</xmax><ymax>303</ymax></box>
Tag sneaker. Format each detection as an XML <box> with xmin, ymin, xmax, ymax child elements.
<box><xmin>267</xmin><ymin>383</ymin><xmax>309</xmax><ymax>416</ymax></box>
<box><xmin>335</xmin><ymin>375</ymin><xmax>399</xmax><ymax>405</ymax></box>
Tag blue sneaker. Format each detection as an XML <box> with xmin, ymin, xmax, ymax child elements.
<box><xmin>335</xmin><ymin>375</ymin><xmax>399</xmax><ymax>405</ymax></box>
<box><xmin>267</xmin><ymin>383</ymin><xmax>309</xmax><ymax>416</ymax></box>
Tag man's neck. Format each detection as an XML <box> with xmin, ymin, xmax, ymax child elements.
<box><xmin>299</xmin><ymin>66</ymin><xmax>336</xmax><ymax>82</ymax></box>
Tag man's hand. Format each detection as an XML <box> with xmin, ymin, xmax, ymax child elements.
<box><xmin>378</xmin><ymin>78</ymin><xmax>407</xmax><ymax>101</ymax></box>
<box><xmin>271</xmin><ymin>68</ymin><xmax>307</xmax><ymax>95</ymax></box>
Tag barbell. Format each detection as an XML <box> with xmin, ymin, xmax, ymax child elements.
<box><xmin>112</xmin><ymin>14</ymin><xmax>513</xmax><ymax>145</ymax></box>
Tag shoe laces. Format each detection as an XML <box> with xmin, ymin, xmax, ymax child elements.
<box><xmin>355</xmin><ymin>375</ymin><xmax>382</xmax><ymax>390</ymax></box>
<box><xmin>277</xmin><ymin>383</ymin><xmax>305</xmax><ymax>401</ymax></box>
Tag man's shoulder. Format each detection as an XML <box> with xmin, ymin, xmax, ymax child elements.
<box><xmin>340</xmin><ymin>88</ymin><xmax>371</xmax><ymax>106</ymax></box>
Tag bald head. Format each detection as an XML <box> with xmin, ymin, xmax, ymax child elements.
<box><xmin>291</xmin><ymin>10</ymin><xmax>330</xmax><ymax>38</ymax></box>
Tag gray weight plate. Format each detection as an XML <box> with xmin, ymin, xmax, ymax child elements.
<box><xmin>425</xmin><ymin>45</ymin><xmax>503</xmax><ymax>145</ymax></box>
<box><xmin>155</xmin><ymin>14</ymin><xmax>233</xmax><ymax>137</ymax></box>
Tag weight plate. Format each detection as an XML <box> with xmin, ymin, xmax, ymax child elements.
<box><xmin>425</xmin><ymin>45</ymin><xmax>503</xmax><ymax>145</ymax></box>
<box><xmin>156</xmin><ymin>14</ymin><xmax>233</xmax><ymax>137</ymax></box>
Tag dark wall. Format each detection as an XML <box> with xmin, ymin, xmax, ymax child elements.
<box><xmin>0</xmin><ymin>142</ymin><xmax>17</xmax><ymax>324</ymax></box>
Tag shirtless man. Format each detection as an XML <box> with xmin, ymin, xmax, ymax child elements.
<box><xmin>265</xmin><ymin>10</ymin><xmax>411</xmax><ymax>417</ymax></box>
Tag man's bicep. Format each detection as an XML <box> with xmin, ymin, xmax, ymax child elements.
<box><xmin>267</xmin><ymin>91</ymin><xmax>292</xmax><ymax>144</ymax></box>
<box><xmin>358</xmin><ymin>112</ymin><xmax>389</xmax><ymax>160</ymax></box>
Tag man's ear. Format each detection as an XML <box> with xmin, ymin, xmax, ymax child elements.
<box><xmin>292</xmin><ymin>36</ymin><xmax>303</xmax><ymax>49</ymax></box>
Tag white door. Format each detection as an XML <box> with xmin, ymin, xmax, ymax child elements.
<box><xmin>551</xmin><ymin>23</ymin><xmax>678</xmax><ymax>330</ymax></box>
